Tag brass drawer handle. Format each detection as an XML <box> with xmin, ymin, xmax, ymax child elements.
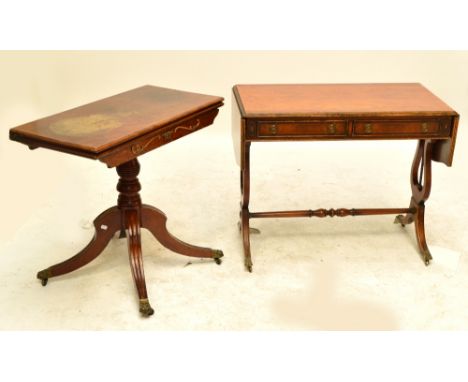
<box><xmin>328</xmin><ymin>123</ymin><xmax>336</xmax><ymax>134</ymax></box>
<box><xmin>364</xmin><ymin>123</ymin><xmax>373</xmax><ymax>134</ymax></box>
<box><xmin>269</xmin><ymin>125</ymin><xmax>277</xmax><ymax>135</ymax></box>
<box><xmin>421</xmin><ymin>122</ymin><xmax>428</xmax><ymax>133</ymax></box>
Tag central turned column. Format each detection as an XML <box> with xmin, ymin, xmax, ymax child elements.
<box><xmin>116</xmin><ymin>159</ymin><xmax>154</xmax><ymax>316</ymax></box>
<box><xmin>117</xmin><ymin>159</ymin><xmax>142</xmax><ymax>217</ymax></box>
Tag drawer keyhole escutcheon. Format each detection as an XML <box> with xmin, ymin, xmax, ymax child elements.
<box><xmin>269</xmin><ymin>125</ymin><xmax>277</xmax><ymax>135</ymax></box>
<box><xmin>364</xmin><ymin>123</ymin><xmax>373</xmax><ymax>134</ymax></box>
<box><xmin>422</xmin><ymin>122</ymin><xmax>428</xmax><ymax>133</ymax></box>
<box><xmin>328</xmin><ymin>123</ymin><xmax>336</xmax><ymax>134</ymax></box>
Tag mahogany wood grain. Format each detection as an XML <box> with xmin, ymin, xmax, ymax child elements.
<box><xmin>394</xmin><ymin>140</ymin><xmax>434</xmax><ymax>265</ymax></box>
<box><xmin>125</xmin><ymin>209</ymin><xmax>153</xmax><ymax>315</ymax></box>
<box><xmin>141</xmin><ymin>204</ymin><xmax>223</xmax><ymax>260</ymax></box>
<box><xmin>17</xmin><ymin>85</ymin><xmax>225</xmax><ymax>316</ymax></box>
<box><xmin>234</xmin><ymin>83</ymin><xmax>457</xmax><ymax>118</ymax></box>
<box><xmin>98</xmin><ymin>108</ymin><xmax>220</xmax><ymax>167</ymax></box>
<box><xmin>233</xmin><ymin>83</ymin><xmax>459</xmax><ymax>271</ymax></box>
<box><xmin>250</xmin><ymin>208</ymin><xmax>414</xmax><ymax>219</ymax></box>
<box><xmin>258</xmin><ymin>121</ymin><xmax>347</xmax><ymax>138</ymax></box>
<box><xmin>116</xmin><ymin>159</ymin><xmax>154</xmax><ymax>315</ymax></box>
<box><xmin>10</xmin><ymin>85</ymin><xmax>223</xmax><ymax>167</ymax></box>
<box><xmin>353</xmin><ymin>120</ymin><xmax>447</xmax><ymax>137</ymax></box>
<box><xmin>36</xmin><ymin>207</ymin><xmax>121</xmax><ymax>284</ymax></box>
<box><xmin>36</xmin><ymin>157</ymin><xmax>224</xmax><ymax>316</ymax></box>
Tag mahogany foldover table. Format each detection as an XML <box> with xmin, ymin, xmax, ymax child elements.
<box><xmin>232</xmin><ymin>83</ymin><xmax>459</xmax><ymax>272</ymax></box>
<box><xmin>10</xmin><ymin>85</ymin><xmax>224</xmax><ymax>316</ymax></box>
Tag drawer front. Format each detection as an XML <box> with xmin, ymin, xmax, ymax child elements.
<box><xmin>98</xmin><ymin>108</ymin><xmax>219</xmax><ymax>167</ymax></box>
<box><xmin>257</xmin><ymin>121</ymin><xmax>347</xmax><ymax>138</ymax></box>
<box><xmin>353</xmin><ymin>120</ymin><xmax>446</xmax><ymax>137</ymax></box>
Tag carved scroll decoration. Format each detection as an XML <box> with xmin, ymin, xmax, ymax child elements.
<box><xmin>130</xmin><ymin>119</ymin><xmax>201</xmax><ymax>155</ymax></box>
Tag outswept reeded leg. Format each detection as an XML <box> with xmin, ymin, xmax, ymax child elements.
<box><xmin>37</xmin><ymin>157</ymin><xmax>223</xmax><ymax>317</ymax></box>
<box><xmin>124</xmin><ymin>209</ymin><xmax>154</xmax><ymax>316</ymax></box>
<box><xmin>394</xmin><ymin>140</ymin><xmax>433</xmax><ymax>265</ymax></box>
<box><xmin>140</xmin><ymin>204</ymin><xmax>223</xmax><ymax>264</ymax></box>
<box><xmin>37</xmin><ymin>206</ymin><xmax>121</xmax><ymax>286</ymax></box>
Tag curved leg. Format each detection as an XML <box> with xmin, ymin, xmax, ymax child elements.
<box><xmin>395</xmin><ymin>140</ymin><xmax>433</xmax><ymax>265</ymax></box>
<box><xmin>140</xmin><ymin>204</ymin><xmax>223</xmax><ymax>264</ymax></box>
<box><xmin>37</xmin><ymin>206</ymin><xmax>120</xmax><ymax>285</ymax></box>
<box><xmin>414</xmin><ymin>203</ymin><xmax>432</xmax><ymax>265</ymax></box>
<box><xmin>125</xmin><ymin>209</ymin><xmax>154</xmax><ymax>317</ymax></box>
<box><xmin>240</xmin><ymin>142</ymin><xmax>253</xmax><ymax>272</ymax></box>
<box><xmin>241</xmin><ymin>208</ymin><xmax>252</xmax><ymax>272</ymax></box>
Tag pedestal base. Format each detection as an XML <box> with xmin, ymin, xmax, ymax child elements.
<box><xmin>36</xmin><ymin>159</ymin><xmax>223</xmax><ymax>316</ymax></box>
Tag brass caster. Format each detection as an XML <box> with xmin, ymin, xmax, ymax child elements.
<box><xmin>245</xmin><ymin>259</ymin><xmax>253</xmax><ymax>273</ymax></box>
<box><xmin>139</xmin><ymin>299</ymin><xmax>155</xmax><ymax>317</ymax></box>
<box><xmin>37</xmin><ymin>269</ymin><xmax>52</xmax><ymax>287</ymax></box>
<box><xmin>212</xmin><ymin>249</ymin><xmax>224</xmax><ymax>266</ymax></box>
<box><xmin>394</xmin><ymin>214</ymin><xmax>413</xmax><ymax>227</ymax></box>
<box><xmin>423</xmin><ymin>253</ymin><xmax>432</xmax><ymax>266</ymax></box>
<box><xmin>423</xmin><ymin>253</ymin><xmax>432</xmax><ymax>267</ymax></box>
<box><xmin>394</xmin><ymin>215</ymin><xmax>405</xmax><ymax>227</ymax></box>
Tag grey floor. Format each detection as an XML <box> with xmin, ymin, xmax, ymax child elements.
<box><xmin>1</xmin><ymin>132</ymin><xmax>466</xmax><ymax>330</ymax></box>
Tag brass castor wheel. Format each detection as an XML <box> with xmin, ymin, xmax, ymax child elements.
<box><xmin>245</xmin><ymin>259</ymin><xmax>253</xmax><ymax>273</ymax></box>
<box><xmin>394</xmin><ymin>215</ymin><xmax>405</xmax><ymax>227</ymax></box>
<box><xmin>37</xmin><ymin>269</ymin><xmax>51</xmax><ymax>286</ymax></box>
<box><xmin>139</xmin><ymin>299</ymin><xmax>155</xmax><ymax>317</ymax></box>
<box><xmin>423</xmin><ymin>251</ymin><xmax>432</xmax><ymax>266</ymax></box>
<box><xmin>212</xmin><ymin>249</ymin><xmax>224</xmax><ymax>266</ymax></box>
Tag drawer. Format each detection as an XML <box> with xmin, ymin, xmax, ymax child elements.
<box><xmin>257</xmin><ymin>121</ymin><xmax>347</xmax><ymax>138</ymax></box>
<box><xmin>98</xmin><ymin>108</ymin><xmax>219</xmax><ymax>167</ymax></box>
<box><xmin>353</xmin><ymin>120</ymin><xmax>448</xmax><ymax>137</ymax></box>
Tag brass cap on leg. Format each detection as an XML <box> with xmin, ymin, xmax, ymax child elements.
<box><xmin>139</xmin><ymin>298</ymin><xmax>155</xmax><ymax>317</ymax></box>
<box><xmin>212</xmin><ymin>249</ymin><xmax>224</xmax><ymax>259</ymax></box>
<box><xmin>212</xmin><ymin>249</ymin><xmax>223</xmax><ymax>265</ymax></box>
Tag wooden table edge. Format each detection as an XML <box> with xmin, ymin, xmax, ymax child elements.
<box><xmin>9</xmin><ymin>101</ymin><xmax>224</xmax><ymax>161</ymax></box>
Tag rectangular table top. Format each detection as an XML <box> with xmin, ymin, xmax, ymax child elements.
<box><xmin>233</xmin><ymin>83</ymin><xmax>457</xmax><ymax>118</ymax></box>
<box><xmin>10</xmin><ymin>85</ymin><xmax>224</xmax><ymax>155</ymax></box>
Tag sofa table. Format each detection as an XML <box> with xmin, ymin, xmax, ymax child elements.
<box><xmin>10</xmin><ymin>85</ymin><xmax>224</xmax><ymax>316</ymax></box>
<box><xmin>232</xmin><ymin>83</ymin><xmax>459</xmax><ymax>272</ymax></box>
